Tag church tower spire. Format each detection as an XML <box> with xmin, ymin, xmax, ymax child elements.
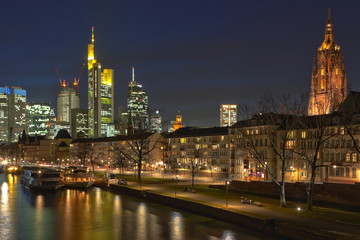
<box><xmin>325</xmin><ymin>7</ymin><xmax>334</xmax><ymax>42</ymax></box>
<box><xmin>308</xmin><ymin>8</ymin><xmax>347</xmax><ymax>116</ymax></box>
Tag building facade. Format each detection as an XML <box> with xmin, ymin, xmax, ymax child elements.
<box><xmin>0</xmin><ymin>87</ymin><xmax>10</xmax><ymax>142</ymax></box>
<box><xmin>150</xmin><ymin>109</ymin><xmax>162</xmax><ymax>133</ymax></box>
<box><xmin>0</xmin><ymin>86</ymin><xmax>27</xmax><ymax>142</ymax></box>
<box><xmin>220</xmin><ymin>104</ymin><xmax>237</xmax><ymax>127</ymax></box>
<box><xmin>118</xmin><ymin>106</ymin><xmax>128</xmax><ymax>135</ymax></box>
<box><xmin>308</xmin><ymin>9</ymin><xmax>346</xmax><ymax>116</ymax></box>
<box><xmin>70</xmin><ymin>132</ymin><xmax>162</xmax><ymax>169</ymax></box>
<box><xmin>127</xmin><ymin>67</ymin><xmax>149</xmax><ymax>131</ymax></box>
<box><xmin>57</xmin><ymin>86</ymin><xmax>80</xmax><ymax>123</ymax></box>
<box><xmin>71</xmin><ymin>108</ymin><xmax>88</xmax><ymax>138</ymax></box>
<box><xmin>163</xmin><ymin>127</ymin><xmax>229</xmax><ymax>176</ymax></box>
<box><xmin>87</xmin><ymin>27</ymin><xmax>114</xmax><ymax>138</ymax></box>
<box><xmin>28</xmin><ymin>103</ymin><xmax>51</xmax><ymax>136</ymax></box>
<box><xmin>9</xmin><ymin>87</ymin><xmax>27</xmax><ymax>142</ymax></box>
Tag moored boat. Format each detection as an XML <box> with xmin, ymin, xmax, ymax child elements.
<box><xmin>63</xmin><ymin>167</ymin><xmax>94</xmax><ymax>189</ymax></box>
<box><xmin>21</xmin><ymin>167</ymin><xmax>64</xmax><ymax>190</ymax></box>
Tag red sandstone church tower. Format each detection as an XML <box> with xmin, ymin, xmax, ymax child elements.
<box><xmin>308</xmin><ymin>8</ymin><xmax>347</xmax><ymax>116</ymax></box>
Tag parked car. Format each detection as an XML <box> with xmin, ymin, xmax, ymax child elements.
<box><xmin>118</xmin><ymin>179</ymin><xmax>127</xmax><ymax>185</ymax></box>
<box><xmin>107</xmin><ymin>173</ymin><xmax>117</xmax><ymax>183</ymax></box>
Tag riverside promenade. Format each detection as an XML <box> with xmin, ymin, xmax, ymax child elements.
<box><xmin>105</xmin><ymin>177</ymin><xmax>360</xmax><ymax>240</ymax></box>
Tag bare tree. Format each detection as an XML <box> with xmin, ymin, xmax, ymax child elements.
<box><xmin>184</xmin><ymin>157</ymin><xmax>201</xmax><ymax>189</ymax></box>
<box><xmin>113</xmin><ymin>147</ymin><xmax>129</xmax><ymax>177</ymax></box>
<box><xmin>237</xmin><ymin>92</ymin><xmax>307</xmax><ymax>207</ymax></box>
<box><xmin>72</xmin><ymin>141</ymin><xmax>96</xmax><ymax>172</ymax></box>
<box><xmin>116</xmin><ymin>132</ymin><xmax>161</xmax><ymax>184</ymax></box>
<box><xmin>292</xmin><ymin>114</ymin><xmax>339</xmax><ymax>211</ymax></box>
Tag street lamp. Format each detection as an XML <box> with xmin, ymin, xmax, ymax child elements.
<box><xmin>175</xmin><ymin>174</ymin><xmax>179</xmax><ymax>197</ymax></box>
<box><xmin>225</xmin><ymin>181</ymin><xmax>230</xmax><ymax>207</ymax></box>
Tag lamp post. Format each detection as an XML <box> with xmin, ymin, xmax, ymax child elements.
<box><xmin>225</xmin><ymin>180</ymin><xmax>230</xmax><ymax>207</ymax></box>
<box><xmin>175</xmin><ymin>174</ymin><xmax>179</xmax><ymax>197</ymax></box>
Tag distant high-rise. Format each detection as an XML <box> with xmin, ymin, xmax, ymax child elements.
<box><xmin>127</xmin><ymin>67</ymin><xmax>149</xmax><ymax>130</ymax></box>
<box><xmin>87</xmin><ymin>27</ymin><xmax>114</xmax><ymax>138</ymax></box>
<box><xmin>220</xmin><ymin>104</ymin><xmax>237</xmax><ymax>127</ymax></box>
<box><xmin>71</xmin><ymin>108</ymin><xmax>88</xmax><ymax>138</ymax></box>
<box><xmin>28</xmin><ymin>102</ymin><xmax>51</xmax><ymax>136</ymax></box>
<box><xmin>0</xmin><ymin>86</ymin><xmax>27</xmax><ymax>142</ymax></box>
<box><xmin>9</xmin><ymin>87</ymin><xmax>27</xmax><ymax>142</ymax></box>
<box><xmin>118</xmin><ymin>106</ymin><xmax>128</xmax><ymax>135</ymax></box>
<box><xmin>0</xmin><ymin>87</ymin><xmax>10</xmax><ymax>142</ymax></box>
<box><xmin>57</xmin><ymin>86</ymin><xmax>80</xmax><ymax>123</ymax></box>
<box><xmin>308</xmin><ymin>8</ymin><xmax>347</xmax><ymax>115</ymax></box>
<box><xmin>150</xmin><ymin>109</ymin><xmax>162</xmax><ymax>133</ymax></box>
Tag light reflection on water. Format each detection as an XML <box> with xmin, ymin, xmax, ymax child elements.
<box><xmin>136</xmin><ymin>203</ymin><xmax>148</xmax><ymax>240</ymax></box>
<box><xmin>0</xmin><ymin>181</ymin><xmax>12</xmax><ymax>240</ymax></box>
<box><xmin>170</xmin><ymin>211</ymin><xmax>184</xmax><ymax>240</ymax></box>
<box><xmin>0</xmin><ymin>174</ymin><xmax>275</xmax><ymax>240</ymax></box>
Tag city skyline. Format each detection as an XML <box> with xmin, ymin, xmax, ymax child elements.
<box><xmin>2</xmin><ymin>1</ymin><xmax>360</xmax><ymax>126</ymax></box>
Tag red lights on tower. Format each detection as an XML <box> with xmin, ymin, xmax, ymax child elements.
<box><xmin>54</xmin><ymin>66</ymin><xmax>67</xmax><ymax>88</ymax></box>
<box><xmin>55</xmin><ymin>63</ymin><xmax>85</xmax><ymax>92</ymax></box>
<box><xmin>73</xmin><ymin>63</ymin><xmax>85</xmax><ymax>92</ymax></box>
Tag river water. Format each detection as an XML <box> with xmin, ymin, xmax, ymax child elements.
<box><xmin>0</xmin><ymin>174</ymin><xmax>274</xmax><ymax>240</ymax></box>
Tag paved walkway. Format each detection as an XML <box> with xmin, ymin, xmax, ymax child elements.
<box><xmin>123</xmin><ymin>181</ymin><xmax>360</xmax><ymax>240</ymax></box>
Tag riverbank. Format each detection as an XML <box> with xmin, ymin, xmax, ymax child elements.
<box><xmin>101</xmin><ymin>183</ymin><xmax>349</xmax><ymax>240</ymax></box>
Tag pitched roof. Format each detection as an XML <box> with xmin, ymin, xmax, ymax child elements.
<box><xmin>55</xmin><ymin>129</ymin><xmax>72</xmax><ymax>139</ymax></box>
<box><xmin>57</xmin><ymin>141</ymin><xmax>69</xmax><ymax>148</ymax></box>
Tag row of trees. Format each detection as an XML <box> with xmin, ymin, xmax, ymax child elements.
<box><xmin>72</xmin><ymin>133</ymin><xmax>162</xmax><ymax>184</ymax></box>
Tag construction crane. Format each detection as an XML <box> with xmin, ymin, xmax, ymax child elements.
<box><xmin>54</xmin><ymin>66</ymin><xmax>67</xmax><ymax>88</ymax></box>
<box><xmin>73</xmin><ymin>63</ymin><xmax>85</xmax><ymax>92</ymax></box>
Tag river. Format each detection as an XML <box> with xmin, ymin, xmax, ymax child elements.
<box><xmin>0</xmin><ymin>174</ymin><xmax>275</xmax><ymax>240</ymax></box>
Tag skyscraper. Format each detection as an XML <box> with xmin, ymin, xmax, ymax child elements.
<box><xmin>150</xmin><ymin>109</ymin><xmax>162</xmax><ymax>133</ymax></box>
<box><xmin>118</xmin><ymin>106</ymin><xmax>128</xmax><ymax>135</ymax></box>
<box><xmin>9</xmin><ymin>87</ymin><xmax>27</xmax><ymax>142</ymax></box>
<box><xmin>71</xmin><ymin>108</ymin><xmax>88</xmax><ymax>138</ymax></box>
<box><xmin>127</xmin><ymin>67</ymin><xmax>149</xmax><ymax>130</ymax></box>
<box><xmin>57</xmin><ymin>86</ymin><xmax>80</xmax><ymax>123</ymax></box>
<box><xmin>0</xmin><ymin>87</ymin><xmax>10</xmax><ymax>142</ymax></box>
<box><xmin>28</xmin><ymin>102</ymin><xmax>51</xmax><ymax>136</ymax></box>
<box><xmin>0</xmin><ymin>86</ymin><xmax>27</xmax><ymax>142</ymax></box>
<box><xmin>220</xmin><ymin>104</ymin><xmax>237</xmax><ymax>127</ymax></box>
<box><xmin>87</xmin><ymin>27</ymin><xmax>114</xmax><ymax>138</ymax></box>
<box><xmin>308</xmin><ymin>8</ymin><xmax>346</xmax><ymax>116</ymax></box>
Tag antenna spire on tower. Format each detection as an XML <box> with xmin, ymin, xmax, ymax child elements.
<box><xmin>132</xmin><ymin>67</ymin><xmax>135</xmax><ymax>82</ymax></box>
<box><xmin>92</xmin><ymin>26</ymin><xmax>94</xmax><ymax>43</ymax></box>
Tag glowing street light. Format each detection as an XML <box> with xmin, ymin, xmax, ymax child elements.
<box><xmin>225</xmin><ymin>181</ymin><xmax>230</xmax><ymax>207</ymax></box>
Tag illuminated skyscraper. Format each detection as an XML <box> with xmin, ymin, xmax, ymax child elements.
<box><xmin>127</xmin><ymin>67</ymin><xmax>149</xmax><ymax>130</ymax></box>
<box><xmin>0</xmin><ymin>87</ymin><xmax>10</xmax><ymax>142</ymax></box>
<box><xmin>308</xmin><ymin>8</ymin><xmax>346</xmax><ymax>115</ymax></box>
<box><xmin>0</xmin><ymin>86</ymin><xmax>27</xmax><ymax>142</ymax></box>
<box><xmin>220</xmin><ymin>104</ymin><xmax>237</xmax><ymax>127</ymax></box>
<box><xmin>9</xmin><ymin>87</ymin><xmax>27</xmax><ymax>142</ymax></box>
<box><xmin>87</xmin><ymin>27</ymin><xmax>114</xmax><ymax>138</ymax></box>
<box><xmin>150</xmin><ymin>109</ymin><xmax>162</xmax><ymax>133</ymax></box>
<box><xmin>71</xmin><ymin>108</ymin><xmax>88</xmax><ymax>138</ymax></box>
<box><xmin>57</xmin><ymin>86</ymin><xmax>80</xmax><ymax>123</ymax></box>
<box><xmin>28</xmin><ymin>102</ymin><xmax>51</xmax><ymax>136</ymax></box>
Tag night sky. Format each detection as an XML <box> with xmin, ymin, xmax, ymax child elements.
<box><xmin>1</xmin><ymin>0</ymin><xmax>360</xmax><ymax>127</ymax></box>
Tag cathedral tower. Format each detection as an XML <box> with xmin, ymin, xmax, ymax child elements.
<box><xmin>308</xmin><ymin>8</ymin><xmax>347</xmax><ymax>116</ymax></box>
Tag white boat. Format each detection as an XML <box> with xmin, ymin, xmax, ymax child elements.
<box><xmin>21</xmin><ymin>167</ymin><xmax>64</xmax><ymax>190</ymax></box>
<box><xmin>63</xmin><ymin>167</ymin><xmax>94</xmax><ymax>189</ymax></box>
